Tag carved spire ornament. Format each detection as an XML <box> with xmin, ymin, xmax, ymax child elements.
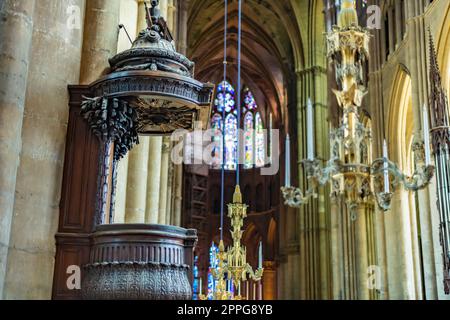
<box><xmin>281</xmin><ymin>0</ymin><xmax>434</xmax><ymax>218</ymax></box>
<box><xmin>427</xmin><ymin>31</ymin><xmax>450</xmax><ymax>294</ymax></box>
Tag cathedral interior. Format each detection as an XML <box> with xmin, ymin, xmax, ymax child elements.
<box><xmin>1</xmin><ymin>0</ymin><xmax>450</xmax><ymax>301</ymax></box>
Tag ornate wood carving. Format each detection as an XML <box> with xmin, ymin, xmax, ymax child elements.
<box><xmin>81</xmin><ymin>224</ymin><xmax>197</xmax><ymax>300</ymax></box>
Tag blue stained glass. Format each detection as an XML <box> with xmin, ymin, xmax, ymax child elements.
<box><xmin>214</xmin><ymin>81</ymin><xmax>236</xmax><ymax>113</ymax></box>
<box><xmin>255</xmin><ymin>112</ymin><xmax>265</xmax><ymax>168</ymax></box>
<box><xmin>224</xmin><ymin>114</ymin><xmax>238</xmax><ymax>170</ymax></box>
<box><xmin>243</xmin><ymin>88</ymin><xmax>258</xmax><ymax>110</ymax></box>
<box><xmin>207</xmin><ymin>243</ymin><xmax>219</xmax><ymax>300</ymax></box>
<box><xmin>193</xmin><ymin>256</ymin><xmax>199</xmax><ymax>300</ymax></box>
<box><xmin>210</xmin><ymin>114</ymin><xmax>223</xmax><ymax>169</ymax></box>
<box><xmin>210</xmin><ymin>83</ymin><xmax>264</xmax><ymax>171</ymax></box>
<box><xmin>244</xmin><ymin>112</ymin><xmax>254</xmax><ymax>169</ymax></box>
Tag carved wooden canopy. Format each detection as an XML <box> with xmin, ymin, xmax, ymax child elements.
<box><xmin>81</xmin><ymin>0</ymin><xmax>214</xmax><ymax>143</ymax></box>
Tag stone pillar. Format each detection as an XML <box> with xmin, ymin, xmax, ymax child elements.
<box><xmin>4</xmin><ymin>0</ymin><xmax>86</xmax><ymax>299</ymax></box>
<box><xmin>177</xmin><ymin>0</ymin><xmax>189</xmax><ymax>55</ymax></box>
<box><xmin>122</xmin><ymin>0</ymin><xmax>148</xmax><ymax>227</ymax></box>
<box><xmin>330</xmin><ymin>199</ymin><xmax>342</xmax><ymax>299</ymax></box>
<box><xmin>0</xmin><ymin>0</ymin><xmax>36</xmax><ymax>298</ymax></box>
<box><xmin>385</xmin><ymin>190</ymin><xmax>417</xmax><ymax>299</ymax></box>
<box><xmin>136</xmin><ymin>0</ymin><xmax>148</xmax><ymax>32</ymax></box>
<box><xmin>263</xmin><ymin>261</ymin><xmax>277</xmax><ymax>300</ymax></box>
<box><xmin>295</xmin><ymin>65</ymin><xmax>330</xmax><ymax>300</ymax></box>
<box><xmin>172</xmin><ymin>164</ymin><xmax>183</xmax><ymax>226</ymax></box>
<box><xmin>145</xmin><ymin>137</ymin><xmax>163</xmax><ymax>224</ymax></box>
<box><xmin>160</xmin><ymin>0</ymin><xmax>174</xmax><ymax>226</ymax></box>
<box><xmin>114</xmin><ymin>157</ymin><xmax>128</xmax><ymax>223</ymax></box>
<box><xmin>158</xmin><ymin>137</ymin><xmax>171</xmax><ymax>225</ymax></box>
<box><xmin>387</xmin><ymin>8</ymin><xmax>395</xmax><ymax>55</ymax></box>
<box><xmin>355</xmin><ymin>206</ymin><xmax>370</xmax><ymax>300</ymax></box>
<box><xmin>125</xmin><ymin>139</ymin><xmax>150</xmax><ymax>223</ymax></box>
<box><xmin>117</xmin><ymin>0</ymin><xmax>138</xmax><ymax>53</ymax></box>
<box><xmin>113</xmin><ymin>0</ymin><xmax>138</xmax><ymax>222</ymax></box>
<box><xmin>165</xmin><ymin>159</ymin><xmax>174</xmax><ymax>224</ymax></box>
<box><xmin>395</xmin><ymin>0</ymin><xmax>403</xmax><ymax>46</ymax></box>
<box><xmin>406</xmin><ymin>0</ymin><xmax>440</xmax><ymax>299</ymax></box>
<box><xmin>79</xmin><ymin>0</ymin><xmax>120</xmax><ymax>84</ymax></box>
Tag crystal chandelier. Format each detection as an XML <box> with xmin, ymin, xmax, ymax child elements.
<box><xmin>281</xmin><ymin>0</ymin><xmax>435</xmax><ymax>218</ymax></box>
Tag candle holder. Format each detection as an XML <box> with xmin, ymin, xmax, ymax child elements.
<box><xmin>281</xmin><ymin>1</ymin><xmax>434</xmax><ymax>215</ymax></box>
<box><xmin>282</xmin><ymin>144</ymin><xmax>434</xmax><ymax>213</ymax></box>
<box><xmin>200</xmin><ymin>186</ymin><xmax>264</xmax><ymax>300</ymax></box>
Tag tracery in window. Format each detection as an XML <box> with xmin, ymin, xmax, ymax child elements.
<box><xmin>210</xmin><ymin>82</ymin><xmax>265</xmax><ymax>170</ymax></box>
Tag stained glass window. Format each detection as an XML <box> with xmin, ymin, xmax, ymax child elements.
<box><xmin>214</xmin><ymin>81</ymin><xmax>236</xmax><ymax>114</ymax></box>
<box><xmin>210</xmin><ymin>114</ymin><xmax>223</xmax><ymax>169</ymax></box>
<box><xmin>193</xmin><ymin>256</ymin><xmax>199</xmax><ymax>300</ymax></box>
<box><xmin>210</xmin><ymin>83</ymin><xmax>265</xmax><ymax>170</ymax></box>
<box><xmin>207</xmin><ymin>243</ymin><xmax>219</xmax><ymax>300</ymax></box>
<box><xmin>244</xmin><ymin>112</ymin><xmax>254</xmax><ymax>169</ymax></box>
<box><xmin>255</xmin><ymin>112</ymin><xmax>265</xmax><ymax>167</ymax></box>
<box><xmin>224</xmin><ymin>114</ymin><xmax>238</xmax><ymax>170</ymax></box>
<box><xmin>243</xmin><ymin>88</ymin><xmax>257</xmax><ymax>112</ymax></box>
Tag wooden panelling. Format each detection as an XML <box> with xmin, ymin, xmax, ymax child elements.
<box><xmin>53</xmin><ymin>86</ymin><xmax>99</xmax><ymax>300</ymax></box>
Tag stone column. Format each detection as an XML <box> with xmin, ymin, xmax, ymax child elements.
<box><xmin>136</xmin><ymin>0</ymin><xmax>148</xmax><ymax>32</ymax></box>
<box><xmin>165</xmin><ymin>159</ymin><xmax>174</xmax><ymax>224</ymax></box>
<box><xmin>114</xmin><ymin>157</ymin><xmax>128</xmax><ymax>223</ymax></box>
<box><xmin>0</xmin><ymin>0</ymin><xmax>36</xmax><ymax>298</ymax></box>
<box><xmin>80</xmin><ymin>0</ymin><xmax>120</xmax><ymax>84</ymax></box>
<box><xmin>385</xmin><ymin>190</ymin><xmax>417</xmax><ymax>299</ymax></box>
<box><xmin>118</xmin><ymin>0</ymin><xmax>138</xmax><ymax>53</ymax></box>
<box><xmin>145</xmin><ymin>137</ymin><xmax>163</xmax><ymax>223</ymax></box>
<box><xmin>355</xmin><ymin>206</ymin><xmax>370</xmax><ymax>300</ymax></box>
<box><xmin>177</xmin><ymin>0</ymin><xmax>189</xmax><ymax>55</ymax></box>
<box><xmin>395</xmin><ymin>0</ymin><xmax>403</xmax><ymax>46</ymax></box>
<box><xmin>160</xmin><ymin>0</ymin><xmax>174</xmax><ymax>226</ymax></box>
<box><xmin>158</xmin><ymin>137</ymin><xmax>171</xmax><ymax>225</ymax></box>
<box><xmin>125</xmin><ymin>139</ymin><xmax>150</xmax><ymax>223</ymax></box>
<box><xmin>113</xmin><ymin>0</ymin><xmax>138</xmax><ymax>223</ymax></box>
<box><xmin>4</xmin><ymin>0</ymin><xmax>86</xmax><ymax>299</ymax></box>
<box><xmin>123</xmin><ymin>1</ymin><xmax>148</xmax><ymax>227</ymax></box>
<box><xmin>263</xmin><ymin>261</ymin><xmax>277</xmax><ymax>300</ymax></box>
<box><xmin>406</xmin><ymin>0</ymin><xmax>440</xmax><ymax>299</ymax></box>
<box><xmin>330</xmin><ymin>199</ymin><xmax>342</xmax><ymax>299</ymax></box>
<box><xmin>387</xmin><ymin>8</ymin><xmax>395</xmax><ymax>55</ymax></box>
<box><xmin>172</xmin><ymin>164</ymin><xmax>183</xmax><ymax>226</ymax></box>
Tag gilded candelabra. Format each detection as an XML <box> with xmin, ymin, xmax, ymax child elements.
<box><xmin>281</xmin><ymin>0</ymin><xmax>434</xmax><ymax>218</ymax></box>
<box><xmin>200</xmin><ymin>186</ymin><xmax>263</xmax><ymax>300</ymax></box>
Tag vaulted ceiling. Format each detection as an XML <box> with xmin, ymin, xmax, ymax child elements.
<box><xmin>187</xmin><ymin>0</ymin><xmax>304</xmax><ymax>127</ymax></box>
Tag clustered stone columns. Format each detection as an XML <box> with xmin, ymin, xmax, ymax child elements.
<box><xmin>80</xmin><ymin>0</ymin><xmax>120</xmax><ymax>85</ymax></box>
<box><xmin>287</xmin><ymin>66</ymin><xmax>330</xmax><ymax>300</ymax></box>
<box><xmin>0</xmin><ymin>0</ymin><xmax>36</xmax><ymax>298</ymax></box>
<box><xmin>145</xmin><ymin>137</ymin><xmax>163</xmax><ymax>224</ymax></box>
<box><xmin>125</xmin><ymin>138</ymin><xmax>150</xmax><ymax>223</ymax></box>
<box><xmin>405</xmin><ymin>0</ymin><xmax>441</xmax><ymax>300</ymax></box>
<box><xmin>3</xmin><ymin>0</ymin><xmax>86</xmax><ymax>299</ymax></box>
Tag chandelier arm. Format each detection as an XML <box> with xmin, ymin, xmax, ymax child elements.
<box><xmin>281</xmin><ymin>157</ymin><xmax>341</xmax><ymax>208</ymax></box>
<box><xmin>371</xmin><ymin>158</ymin><xmax>435</xmax><ymax>192</ymax></box>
